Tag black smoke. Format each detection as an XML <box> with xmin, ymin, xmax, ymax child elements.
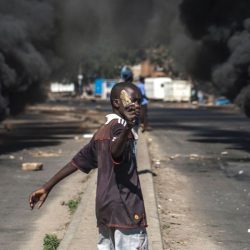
<box><xmin>0</xmin><ymin>0</ymin><xmax>183</xmax><ymax>119</ymax></box>
<box><xmin>56</xmin><ymin>0</ymin><xmax>182</xmax><ymax>74</ymax></box>
<box><xmin>0</xmin><ymin>0</ymin><xmax>60</xmax><ymax>118</ymax></box>
<box><xmin>4</xmin><ymin>0</ymin><xmax>250</xmax><ymax>118</ymax></box>
<box><xmin>178</xmin><ymin>0</ymin><xmax>250</xmax><ymax>114</ymax></box>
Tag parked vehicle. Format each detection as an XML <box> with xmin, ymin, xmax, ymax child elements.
<box><xmin>214</xmin><ymin>97</ymin><xmax>231</xmax><ymax>105</ymax></box>
<box><xmin>50</xmin><ymin>82</ymin><xmax>75</xmax><ymax>93</ymax></box>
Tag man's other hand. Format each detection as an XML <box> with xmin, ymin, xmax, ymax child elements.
<box><xmin>123</xmin><ymin>103</ymin><xmax>140</xmax><ymax>128</ymax></box>
<box><xmin>29</xmin><ymin>188</ymin><xmax>48</xmax><ymax>210</ymax></box>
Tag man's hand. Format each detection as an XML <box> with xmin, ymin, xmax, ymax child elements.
<box><xmin>123</xmin><ymin>103</ymin><xmax>140</xmax><ymax>128</ymax></box>
<box><xmin>28</xmin><ymin>162</ymin><xmax>78</xmax><ymax>210</ymax></box>
<box><xmin>29</xmin><ymin>188</ymin><xmax>49</xmax><ymax>210</ymax></box>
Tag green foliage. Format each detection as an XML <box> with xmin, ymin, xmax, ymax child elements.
<box><xmin>43</xmin><ymin>234</ymin><xmax>60</xmax><ymax>250</ymax></box>
<box><xmin>162</xmin><ymin>223</ymin><xmax>171</xmax><ymax>230</ymax></box>
<box><xmin>66</xmin><ymin>198</ymin><xmax>80</xmax><ymax>214</ymax></box>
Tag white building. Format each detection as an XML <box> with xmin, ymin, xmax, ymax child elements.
<box><xmin>164</xmin><ymin>80</ymin><xmax>191</xmax><ymax>102</ymax></box>
<box><xmin>145</xmin><ymin>77</ymin><xmax>172</xmax><ymax>100</ymax></box>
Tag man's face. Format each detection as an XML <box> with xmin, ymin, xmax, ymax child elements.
<box><xmin>118</xmin><ymin>87</ymin><xmax>141</xmax><ymax>119</ymax></box>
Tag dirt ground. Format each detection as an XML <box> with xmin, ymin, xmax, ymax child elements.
<box><xmin>147</xmin><ymin>134</ymin><xmax>221</xmax><ymax>250</ymax></box>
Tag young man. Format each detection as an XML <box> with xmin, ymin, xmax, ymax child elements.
<box><xmin>29</xmin><ymin>82</ymin><xmax>148</xmax><ymax>250</ymax></box>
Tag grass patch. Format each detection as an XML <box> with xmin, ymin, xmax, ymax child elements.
<box><xmin>65</xmin><ymin>198</ymin><xmax>80</xmax><ymax>214</ymax></box>
<box><xmin>162</xmin><ymin>223</ymin><xmax>171</xmax><ymax>230</ymax></box>
<box><xmin>43</xmin><ymin>234</ymin><xmax>60</xmax><ymax>250</ymax></box>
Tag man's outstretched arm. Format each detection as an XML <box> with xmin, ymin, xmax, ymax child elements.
<box><xmin>29</xmin><ymin>162</ymin><xmax>78</xmax><ymax>209</ymax></box>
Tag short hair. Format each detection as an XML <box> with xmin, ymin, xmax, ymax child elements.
<box><xmin>120</xmin><ymin>66</ymin><xmax>133</xmax><ymax>82</ymax></box>
<box><xmin>110</xmin><ymin>82</ymin><xmax>140</xmax><ymax>104</ymax></box>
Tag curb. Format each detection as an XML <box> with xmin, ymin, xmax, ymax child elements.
<box><xmin>138</xmin><ymin>132</ymin><xmax>164</xmax><ymax>250</ymax></box>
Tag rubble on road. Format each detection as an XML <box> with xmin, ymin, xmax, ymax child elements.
<box><xmin>22</xmin><ymin>162</ymin><xmax>43</xmax><ymax>171</ymax></box>
<box><xmin>29</xmin><ymin>150</ymin><xmax>62</xmax><ymax>158</ymax></box>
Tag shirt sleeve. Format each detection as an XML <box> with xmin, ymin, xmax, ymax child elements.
<box><xmin>138</xmin><ymin>84</ymin><xmax>145</xmax><ymax>96</ymax></box>
<box><xmin>71</xmin><ymin>138</ymin><xmax>97</xmax><ymax>173</ymax></box>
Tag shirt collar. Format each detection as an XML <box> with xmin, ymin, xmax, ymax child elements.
<box><xmin>105</xmin><ymin>113</ymin><xmax>139</xmax><ymax>140</ymax></box>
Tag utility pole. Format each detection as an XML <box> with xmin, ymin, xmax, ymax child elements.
<box><xmin>78</xmin><ymin>63</ymin><xmax>84</xmax><ymax>96</ymax></box>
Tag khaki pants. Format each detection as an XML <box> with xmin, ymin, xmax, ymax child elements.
<box><xmin>97</xmin><ymin>227</ymin><xmax>148</xmax><ymax>250</ymax></box>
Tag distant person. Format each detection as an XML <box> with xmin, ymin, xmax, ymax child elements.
<box><xmin>197</xmin><ymin>90</ymin><xmax>204</xmax><ymax>104</ymax></box>
<box><xmin>120</xmin><ymin>66</ymin><xmax>133</xmax><ymax>83</ymax></box>
<box><xmin>85</xmin><ymin>84</ymin><xmax>93</xmax><ymax>96</ymax></box>
<box><xmin>137</xmin><ymin>76</ymin><xmax>150</xmax><ymax>132</ymax></box>
<box><xmin>29</xmin><ymin>82</ymin><xmax>148</xmax><ymax>250</ymax></box>
<box><xmin>190</xmin><ymin>87</ymin><xmax>198</xmax><ymax>103</ymax></box>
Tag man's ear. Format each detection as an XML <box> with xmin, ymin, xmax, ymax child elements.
<box><xmin>112</xmin><ymin>99</ymin><xmax>120</xmax><ymax>108</ymax></box>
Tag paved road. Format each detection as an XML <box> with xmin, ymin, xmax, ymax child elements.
<box><xmin>148</xmin><ymin>104</ymin><xmax>250</xmax><ymax>250</ymax></box>
<box><xmin>0</xmin><ymin>98</ymin><xmax>111</xmax><ymax>250</ymax></box>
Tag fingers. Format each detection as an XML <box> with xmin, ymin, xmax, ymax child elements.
<box><xmin>125</xmin><ymin>104</ymin><xmax>137</xmax><ymax>116</ymax></box>
<box><xmin>125</xmin><ymin>103</ymin><xmax>136</xmax><ymax>112</ymax></box>
<box><xmin>29</xmin><ymin>195</ymin><xmax>45</xmax><ymax>210</ymax></box>
<box><xmin>134</xmin><ymin>107</ymin><xmax>140</xmax><ymax>116</ymax></box>
<box><xmin>125</xmin><ymin>103</ymin><xmax>140</xmax><ymax>114</ymax></box>
<box><xmin>124</xmin><ymin>103</ymin><xmax>140</xmax><ymax>127</ymax></box>
<box><xmin>29</xmin><ymin>198</ymin><xmax>34</xmax><ymax>210</ymax></box>
<box><xmin>29</xmin><ymin>194</ymin><xmax>36</xmax><ymax>210</ymax></box>
<box><xmin>38</xmin><ymin>194</ymin><xmax>47</xmax><ymax>209</ymax></box>
<box><xmin>126</xmin><ymin>113</ymin><xmax>138</xmax><ymax>125</ymax></box>
<box><xmin>29</xmin><ymin>190</ymin><xmax>47</xmax><ymax>210</ymax></box>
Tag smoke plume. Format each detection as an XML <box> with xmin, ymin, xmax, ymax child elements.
<box><xmin>178</xmin><ymin>0</ymin><xmax>250</xmax><ymax>107</ymax></box>
<box><xmin>0</xmin><ymin>0</ymin><xmax>58</xmax><ymax>118</ymax></box>
<box><xmin>57</xmin><ymin>0</ymin><xmax>182</xmax><ymax>74</ymax></box>
<box><xmin>0</xmin><ymin>0</ymin><xmax>183</xmax><ymax>119</ymax></box>
<box><xmin>4</xmin><ymin>0</ymin><xmax>250</xmax><ymax>117</ymax></box>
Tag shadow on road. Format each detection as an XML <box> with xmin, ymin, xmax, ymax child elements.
<box><xmin>138</xmin><ymin>169</ymin><xmax>157</xmax><ymax>177</ymax></box>
<box><xmin>0</xmin><ymin>121</ymin><xmax>90</xmax><ymax>155</ymax></box>
<box><xmin>149</xmin><ymin>107</ymin><xmax>250</xmax><ymax>154</ymax></box>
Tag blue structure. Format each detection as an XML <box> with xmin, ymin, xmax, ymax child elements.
<box><xmin>94</xmin><ymin>78</ymin><xmax>104</xmax><ymax>96</ymax></box>
<box><xmin>94</xmin><ymin>78</ymin><xmax>117</xmax><ymax>98</ymax></box>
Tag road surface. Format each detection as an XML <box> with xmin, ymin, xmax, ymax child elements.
<box><xmin>1</xmin><ymin>99</ymin><xmax>250</xmax><ymax>250</ymax></box>
<box><xmin>148</xmin><ymin>103</ymin><xmax>250</xmax><ymax>250</ymax></box>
